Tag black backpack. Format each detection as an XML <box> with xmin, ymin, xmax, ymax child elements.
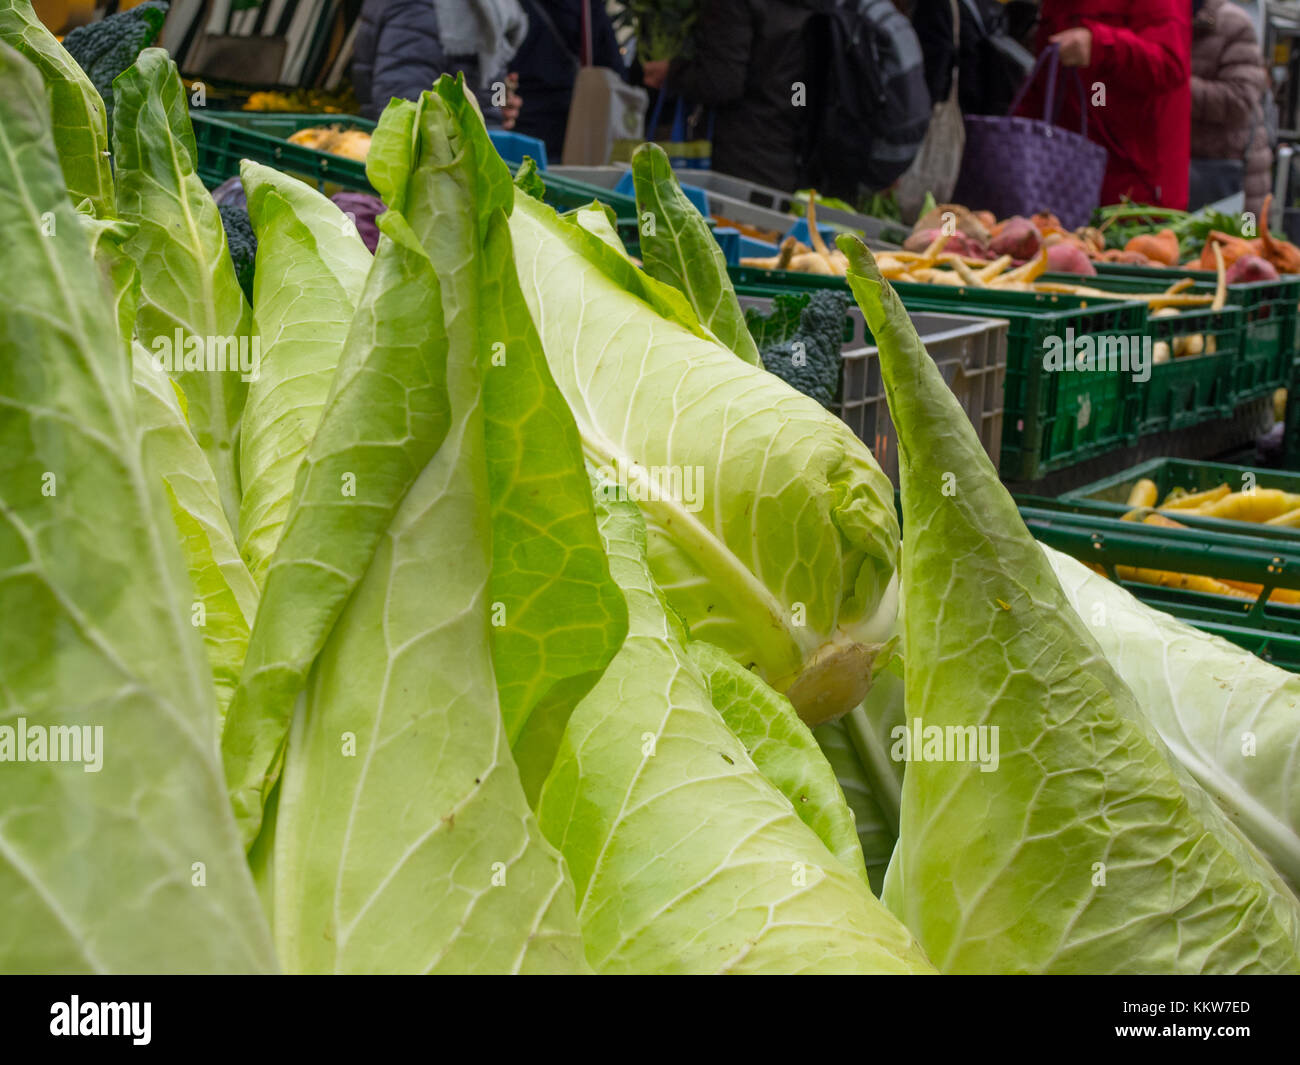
<box><xmin>956</xmin><ymin>0</ymin><xmax>1035</xmax><ymax>117</ymax></box>
<box><xmin>801</xmin><ymin>0</ymin><xmax>932</xmax><ymax>200</ymax></box>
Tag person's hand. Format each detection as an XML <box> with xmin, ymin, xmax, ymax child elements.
<box><xmin>502</xmin><ymin>72</ymin><xmax>521</xmax><ymax>130</ymax></box>
<box><xmin>1049</xmin><ymin>27</ymin><xmax>1092</xmax><ymax>68</ymax></box>
<box><xmin>642</xmin><ymin>59</ymin><xmax>670</xmax><ymax>90</ymax></box>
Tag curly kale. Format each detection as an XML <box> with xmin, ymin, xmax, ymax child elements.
<box><xmin>745</xmin><ymin>289</ymin><xmax>850</xmax><ymax>407</ymax></box>
<box><xmin>218</xmin><ymin>203</ymin><xmax>256</xmax><ymax>304</ymax></box>
<box><xmin>62</xmin><ymin>2</ymin><xmax>169</xmax><ymax>128</ymax></box>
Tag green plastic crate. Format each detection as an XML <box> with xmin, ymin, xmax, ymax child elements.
<box><xmin>192</xmin><ymin>111</ymin><xmax>374</xmax><ymax>195</ymax></box>
<box><xmin>1093</xmin><ymin>262</ymin><xmax>1300</xmax><ymax>401</ymax></box>
<box><xmin>1061</xmin><ymin>456</ymin><xmax>1300</xmax><ymax>507</ymax></box>
<box><xmin>1140</xmin><ymin>304</ymin><xmax>1243</xmax><ymax>432</ymax></box>
<box><xmin>1042</xmin><ymin>274</ymin><xmax>1243</xmax><ymax>432</ymax></box>
<box><xmin>189</xmin><ymin>110</ymin><xmax>641</xmax><ymax>237</ymax></box>
<box><xmin>1018</xmin><ymin>494</ymin><xmax>1300</xmax><ymax>669</ymax></box>
<box><xmin>729</xmin><ymin>265</ymin><xmax>1150</xmax><ymax>480</ymax></box>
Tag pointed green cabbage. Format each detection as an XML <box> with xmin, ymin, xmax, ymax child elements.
<box><xmin>238</xmin><ymin>78</ymin><xmax>627</xmax><ymax>971</ymax></box>
<box><xmin>814</xmin><ymin>717</ymin><xmax>896</xmax><ymax>893</ymax></box>
<box><xmin>841</xmin><ymin>235</ymin><xmax>1300</xmax><ymax>974</ymax></box>
<box><xmin>536</xmin><ymin>480</ymin><xmax>934</xmax><ymax>974</ymax></box>
<box><xmin>0</xmin><ymin>43</ymin><xmax>273</xmax><ymax>973</ymax></box>
<box><xmin>133</xmin><ymin>346</ymin><xmax>258</xmax><ymax>719</ymax></box>
<box><xmin>79</xmin><ymin>208</ymin><xmax>256</xmax><ymax>720</ymax></box>
<box><xmin>510</xmin><ymin>195</ymin><xmax>900</xmax><ymax>726</ymax></box>
<box><xmin>113</xmin><ymin>48</ymin><xmax>252</xmax><ymax>532</ymax></box>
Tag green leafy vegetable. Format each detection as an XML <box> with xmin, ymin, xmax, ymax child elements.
<box><xmin>745</xmin><ymin>289</ymin><xmax>850</xmax><ymax>406</ymax></box>
<box><xmin>261</xmin><ymin>82</ymin><xmax>600</xmax><ymax>972</ymax></box>
<box><xmin>513</xmin><ymin>155</ymin><xmax>545</xmax><ymax>200</ymax></box>
<box><xmin>631</xmin><ymin>142</ymin><xmax>761</xmax><ymax>364</ymax></box>
<box><xmin>510</xmin><ymin>194</ymin><xmax>901</xmax><ymax>727</ymax></box>
<box><xmin>688</xmin><ymin>639</ymin><xmax>869</xmax><ymax>884</ymax></box>
<box><xmin>218</xmin><ymin>202</ymin><xmax>257</xmax><ymax>304</ymax></box>
<box><xmin>841</xmin><ymin>234</ymin><xmax>1300</xmax><ymax>974</ymax></box>
<box><xmin>237</xmin><ymin>159</ymin><xmax>372</xmax><ymax>588</ymax></box>
<box><xmin>1047</xmin><ymin>544</ymin><xmax>1300</xmax><ymax>892</ymax></box>
<box><xmin>0</xmin><ymin>41</ymin><xmax>274</xmax><ymax>973</ymax></box>
<box><xmin>814</xmin><ymin>716</ymin><xmax>896</xmax><ymax>893</ymax></box>
<box><xmin>132</xmin><ymin>346</ymin><xmax>258</xmax><ymax>721</ymax></box>
<box><xmin>80</xmin><ymin>196</ymin><xmax>256</xmax><ymax>722</ymax></box>
<box><xmin>536</xmin><ymin>479</ymin><xmax>934</xmax><ymax>974</ymax></box>
<box><xmin>0</xmin><ymin>0</ymin><xmax>113</xmax><ymax>215</ymax></box>
<box><xmin>113</xmin><ymin>48</ymin><xmax>252</xmax><ymax>534</ymax></box>
<box><xmin>61</xmin><ymin>0</ymin><xmax>167</xmax><ymax>130</ymax></box>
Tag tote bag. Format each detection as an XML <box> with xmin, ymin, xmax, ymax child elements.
<box><xmin>952</xmin><ymin>43</ymin><xmax>1107</xmax><ymax>229</ymax></box>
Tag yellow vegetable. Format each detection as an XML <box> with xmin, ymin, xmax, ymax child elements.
<box><xmin>1160</xmin><ymin>483</ymin><xmax>1229</xmax><ymax>509</ymax></box>
<box><xmin>1116</xmin><ymin>566</ymin><xmax>1252</xmax><ymax>598</ymax></box>
<box><xmin>1194</xmin><ymin>489</ymin><xmax>1300</xmax><ymax>523</ymax></box>
<box><xmin>1265</xmin><ymin>506</ymin><xmax>1300</xmax><ymax>527</ymax></box>
<box><xmin>1126</xmin><ymin>478</ymin><xmax>1158</xmax><ymax>508</ymax></box>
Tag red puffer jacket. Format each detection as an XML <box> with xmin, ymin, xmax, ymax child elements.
<box><xmin>1019</xmin><ymin>0</ymin><xmax>1191</xmax><ymax>209</ymax></box>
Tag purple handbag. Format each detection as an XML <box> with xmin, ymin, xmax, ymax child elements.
<box><xmin>952</xmin><ymin>44</ymin><xmax>1108</xmax><ymax>230</ymax></box>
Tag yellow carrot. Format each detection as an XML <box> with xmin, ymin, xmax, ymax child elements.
<box><xmin>1126</xmin><ymin>478</ymin><xmax>1158</xmax><ymax>508</ymax></box>
<box><xmin>1220</xmin><ymin>579</ymin><xmax>1300</xmax><ymax>605</ymax></box>
<box><xmin>1194</xmin><ymin>489</ymin><xmax>1300</xmax><ymax>523</ymax></box>
<box><xmin>1116</xmin><ymin>566</ymin><xmax>1253</xmax><ymax>598</ymax></box>
<box><xmin>975</xmin><ymin>254</ymin><xmax>1013</xmax><ymax>282</ymax></box>
<box><xmin>1265</xmin><ymin>506</ymin><xmax>1300</xmax><ymax>527</ymax></box>
<box><xmin>1160</xmin><ymin>483</ymin><xmax>1230</xmax><ymax>509</ymax></box>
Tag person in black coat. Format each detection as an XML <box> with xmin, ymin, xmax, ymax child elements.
<box><xmin>641</xmin><ymin>0</ymin><xmax>819</xmax><ymax>192</ymax></box>
<box><xmin>352</xmin><ymin>0</ymin><xmax>528</xmax><ymax>123</ymax></box>
<box><xmin>510</xmin><ymin>0</ymin><xmax>628</xmax><ymax>159</ymax></box>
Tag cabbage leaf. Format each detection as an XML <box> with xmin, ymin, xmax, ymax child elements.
<box><xmin>113</xmin><ymin>48</ymin><xmax>251</xmax><ymax>532</ymax></box>
<box><xmin>0</xmin><ymin>0</ymin><xmax>113</xmax><ymax>216</ymax></box>
<box><xmin>238</xmin><ymin>160</ymin><xmax>373</xmax><ymax>587</ymax></box>
<box><xmin>0</xmin><ymin>43</ymin><xmax>273</xmax><ymax>973</ymax></box>
<box><xmin>1047</xmin><ymin>544</ymin><xmax>1300</xmax><ymax>892</ymax></box>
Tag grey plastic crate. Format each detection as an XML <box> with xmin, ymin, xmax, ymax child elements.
<box><xmin>672</xmin><ymin>169</ymin><xmax>906</xmax><ymax>243</ymax></box>
<box><xmin>548</xmin><ymin>165</ymin><xmax>902</xmax><ymax>247</ymax></box>
<box><xmin>546</xmin><ymin>165</ymin><xmax>628</xmax><ymax>187</ymax></box>
<box><xmin>546</xmin><ymin>165</ymin><xmax>790</xmax><ymax>236</ymax></box>
<box><xmin>739</xmin><ymin>297</ymin><xmax>1009</xmax><ymax>484</ymax></box>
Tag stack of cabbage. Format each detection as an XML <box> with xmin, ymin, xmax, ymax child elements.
<box><xmin>1</xmin><ymin>16</ymin><xmax>1298</xmax><ymax>973</ymax></box>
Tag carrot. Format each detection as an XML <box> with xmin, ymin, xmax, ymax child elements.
<box><xmin>1220</xmin><ymin>579</ymin><xmax>1300</xmax><ymax>605</ymax></box>
<box><xmin>1125</xmin><ymin>479</ymin><xmax>1158</xmax><ymax>508</ymax></box>
<box><xmin>1193</xmin><ymin>489</ymin><xmax>1300</xmax><ymax>523</ymax></box>
<box><xmin>1199</xmin><ymin>231</ymin><xmax>1254</xmax><ymax>271</ymax></box>
<box><xmin>1125</xmin><ymin>228</ymin><xmax>1180</xmax><ymax>266</ymax></box>
<box><xmin>1258</xmin><ymin>193</ymin><xmax>1300</xmax><ymax>273</ymax></box>
<box><xmin>1265</xmin><ymin>506</ymin><xmax>1300</xmax><ymax>528</ymax></box>
<box><xmin>1159</xmin><ymin>483</ymin><xmax>1229</xmax><ymax>509</ymax></box>
<box><xmin>1116</xmin><ymin>566</ymin><xmax>1253</xmax><ymax>598</ymax></box>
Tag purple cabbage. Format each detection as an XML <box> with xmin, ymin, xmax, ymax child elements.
<box><xmin>211</xmin><ymin>175</ymin><xmax>246</xmax><ymax>209</ymax></box>
<box><xmin>331</xmin><ymin>191</ymin><xmax>384</xmax><ymax>253</ymax></box>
